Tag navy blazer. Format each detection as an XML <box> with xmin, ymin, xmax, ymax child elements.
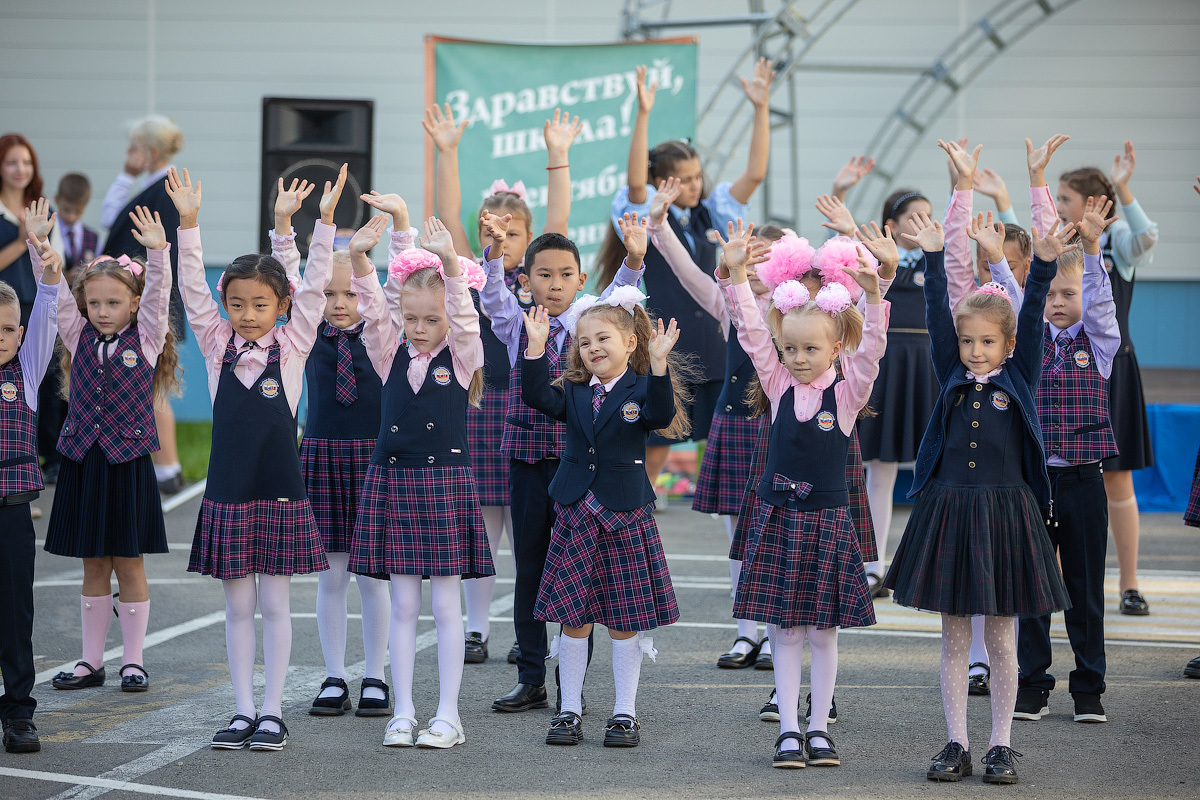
<box><xmin>103</xmin><ymin>179</ymin><xmax>181</xmax><ymax>275</ymax></box>
<box><xmin>521</xmin><ymin>354</ymin><xmax>675</xmax><ymax>511</ymax></box>
<box><xmin>908</xmin><ymin>248</ymin><xmax>1054</xmax><ymax>510</ymax></box>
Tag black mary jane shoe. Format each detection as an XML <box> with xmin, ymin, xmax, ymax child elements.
<box><xmin>211</xmin><ymin>715</ymin><xmax>258</xmax><ymax>750</ymax></box>
<box><xmin>866</xmin><ymin>572</ymin><xmax>890</xmax><ymax>599</ymax></box>
<box><xmin>248</xmin><ymin>715</ymin><xmax>289</xmax><ymax>751</ymax></box>
<box><xmin>355</xmin><ymin>677</ymin><xmax>391</xmax><ymax>717</ymax></box>
<box><xmin>51</xmin><ymin>661</ymin><xmax>105</xmax><ymax>690</ymax></box>
<box><xmin>310</xmin><ymin>677</ymin><xmax>351</xmax><ymax>716</ymax></box>
<box><xmin>1185</xmin><ymin>655</ymin><xmax>1200</xmax><ymax>679</ymax></box>
<box><xmin>545</xmin><ymin>711</ymin><xmax>583</xmax><ymax>745</ymax></box>
<box><xmin>602</xmin><ymin>714</ymin><xmax>641</xmax><ymax>748</ymax></box>
<box><xmin>3</xmin><ymin>719</ymin><xmax>40</xmax><ymax>753</ymax></box>
<box><xmin>805</xmin><ymin>731</ymin><xmax>840</xmax><ymax>766</ymax></box>
<box><xmin>120</xmin><ymin>663</ymin><xmax>150</xmax><ymax>692</ymax></box>
<box><xmin>772</xmin><ymin>731</ymin><xmax>806</xmax><ymax>769</ymax></box>
<box><xmin>506</xmin><ymin>641</ymin><xmax>520</xmax><ymax>664</ymax></box>
<box><xmin>982</xmin><ymin>745</ymin><xmax>1022</xmax><ymax>784</ymax></box>
<box><xmin>716</xmin><ymin>636</ymin><xmax>760</xmax><ymax>669</ymax></box>
<box><xmin>491</xmin><ymin>683</ymin><xmax>548</xmax><ymax>713</ymax></box>
<box><xmin>555</xmin><ymin>688</ymin><xmax>587</xmax><ymax>716</ymax></box>
<box><xmin>927</xmin><ymin>741</ymin><xmax>972</xmax><ymax>782</ymax></box>
<box><xmin>968</xmin><ymin>663</ymin><xmax>991</xmax><ymax>696</ymax></box>
<box><xmin>753</xmin><ymin>637</ymin><xmax>774</xmax><ymax>671</ymax></box>
<box><xmin>805</xmin><ymin>693</ymin><xmax>838</xmax><ymax>725</ymax></box>
<box><xmin>464</xmin><ymin>632</ymin><xmax>488</xmax><ymax>664</ymax></box>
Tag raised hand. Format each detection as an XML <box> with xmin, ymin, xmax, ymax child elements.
<box><xmin>844</xmin><ymin>252</ymin><xmax>882</xmax><ymax>303</ymax></box>
<box><xmin>635</xmin><ymin>64</ymin><xmax>658</xmax><ymax>113</ymax></box>
<box><xmin>1077</xmin><ymin>195</ymin><xmax>1116</xmax><ymax>246</ymax></box>
<box><xmin>974</xmin><ymin>167</ymin><xmax>1008</xmax><ymax>201</ymax></box>
<box><xmin>319</xmin><ymin>163</ymin><xmax>348</xmax><ymax>225</ymax></box>
<box><xmin>739</xmin><ymin>57</ymin><xmax>775</xmax><ymax>108</ymax></box>
<box><xmin>945</xmin><ymin>137</ymin><xmax>969</xmax><ymax>188</ymax></box>
<box><xmin>361</xmin><ymin>191</ymin><xmax>410</xmax><ymax>231</ymax></box>
<box><xmin>349</xmin><ymin>214</ymin><xmax>389</xmax><ymax>254</ymax></box>
<box><xmin>543</xmin><ymin>108</ymin><xmax>582</xmax><ymax>155</ymax></box>
<box><xmin>1031</xmin><ymin>219</ymin><xmax>1078</xmax><ymax>262</ymax></box>
<box><xmin>23</xmin><ymin>198</ymin><xmax>55</xmax><ymax>243</ymax></box>
<box><xmin>618</xmin><ymin>212</ymin><xmax>648</xmax><ymax>264</ymax></box>
<box><xmin>714</xmin><ymin>218</ymin><xmax>760</xmax><ymax>275</ymax></box>
<box><xmin>831</xmin><ymin>155</ymin><xmax>875</xmax><ymax>198</ymax></box>
<box><xmin>649</xmin><ymin>177</ymin><xmax>682</xmax><ymax>226</ymax></box>
<box><xmin>1110</xmin><ymin>140</ymin><xmax>1136</xmax><ymax>201</ymax></box>
<box><xmin>855</xmin><ymin>221</ymin><xmax>899</xmax><ymax>278</ymax></box>
<box><xmin>422</xmin><ymin>103</ymin><xmax>468</xmax><ymax>152</ymax></box>
<box><xmin>129</xmin><ymin>205</ymin><xmax>167</xmax><ymax>251</ymax></box>
<box><xmin>274</xmin><ymin>177</ymin><xmax>316</xmax><ymax>223</ymax></box>
<box><xmin>938</xmin><ymin>138</ymin><xmax>982</xmax><ymax>191</ymax></box>
<box><xmin>899</xmin><ymin>211</ymin><xmax>944</xmax><ymax>252</ymax></box>
<box><xmin>1026</xmin><ymin>134</ymin><xmax>1070</xmax><ymax>187</ymax></box>
<box><xmin>522</xmin><ymin>304</ymin><xmax>551</xmax><ymax>358</ymax></box>
<box><xmin>1193</xmin><ymin>176</ymin><xmax>1200</xmax><ymax>198</ymax></box>
<box><xmin>164</xmin><ymin>167</ymin><xmax>201</xmax><ymax>227</ymax></box>
<box><xmin>965</xmin><ymin>211</ymin><xmax>1005</xmax><ymax>264</ymax></box>
<box><xmin>479</xmin><ymin>210</ymin><xmax>511</xmax><ymax>250</ymax></box>
<box><xmin>420</xmin><ymin>216</ymin><xmax>457</xmax><ymax>262</ymax></box>
<box><xmin>648</xmin><ymin>316</ymin><xmax>680</xmax><ymax>374</ymax></box>
<box><xmin>35</xmin><ymin>238</ymin><xmax>63</xmax><ymax>285</ymax></box>
<box><xmin>815</xmin><ymin>193</ymin><xmax>857</xmax><ymax>237</ymax></box>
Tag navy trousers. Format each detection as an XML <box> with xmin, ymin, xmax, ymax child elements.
<box><xmin>0</xmin><ymin>500</ymin><xmax>37</xmax><ymax>720</ymax></box>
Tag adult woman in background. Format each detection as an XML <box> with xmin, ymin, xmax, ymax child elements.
<box><xmin>1</xmin><ymin>133</ymin><xmax>63</xmax><ymax>325</ymax></box>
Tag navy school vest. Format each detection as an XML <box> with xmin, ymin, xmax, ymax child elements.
<box><xmin>1037</xmin><ymin>325</ymin><xmax>1118</xmax><ymax>465</ymax></box>
<box><xmin>304</xmin><ymin>321</ymin><xmax>382</xmax><ymax>440</ymax></box>
<box><xmin>756</xmin><ymin>384</ymin><xmax>849</xmax><ymax>509</ymax></box>
<box><xmin>373</xmin><ymin>346</ymin><xmax>470</xmax><ymax>467</ymax></box>
<box><xmin>0</xmin><ymin>359</ymin><xmax>42</xmax><ymax>495</ymax></box>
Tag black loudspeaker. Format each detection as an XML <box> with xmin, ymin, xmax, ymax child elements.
<box><xmin>260</xmin><ymin>97</ymin><xmax>374</xmax><ymax>256</ymax></box>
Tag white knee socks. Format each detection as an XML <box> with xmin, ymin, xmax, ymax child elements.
<box><xmin>940</xmin><ymin>614</ymin><xmax>972</xmax><ymax>749</ymax></box>
<box><xmin>557</xmin><ymin>633</ymin><xmax>589</xmax><ymax>716</ymax></box>
<box><xmin>463</xmin><ymin>505</ymin><xmax>511</xmax><ymax>640</ymax></box>
<box><xmin>864</xmin><ymin>459</ymin><xmax>899</xmax><ymax>576</ymax></box>
<box><xmin>769</xmin><ymin>624</ymin><xmax>805</xmax><ymax>751</ymax></box>
<box><xmin>969</xmin><ymin>615</ymin><xmax>989</xmax><ymax>674</ymax></box>
<box><xmin>76</xmin><ymin>594</ymin><xmax>113</xmax><ymax>677</ymax></box>
<box><xmin>222</xmin><ymin>577</ymin><xmax>259</xmax><ymax>727</ymax></box>
<box><xmin>611</xmin><ymin>635</ymin><xmax>646</xmax><ymax>718</ymax></box>
<box><xmin>806</xmin><ymin>626</ymin><xmax>838</xmax><ymax>745</ymax></box>
<box><xmin>984</xmin><ymin>616</ymin><xmax>1018</xmax><ymax>748</ymax></box>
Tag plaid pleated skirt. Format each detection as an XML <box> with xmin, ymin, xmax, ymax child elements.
<box><xmin>729</xmin><ymin>420</ymin><xmax>770</xmax><ymax>562</ymax></box>
<box><xmin>692</xmin><ymin>412</ymin><xmax>767</xmax><ymax>515</ymax></box>
<box><xmin>883</xmin><ymin>480</ymin><xmax>1070</xmax><ymax>617</ymax></box>
<box><xmin>301</xmin><ymin>437</ymin><xmax>373</xmax><ymax>553</ymax></box>
<box><xmin>1184</xmin><ymin>447</ymin><xmax>1200</xmax><ymax>528</ymax></box>
<box><xmin>536</xmin><ymin>492</ymin><xmax>679</xmax><ymax>632</ymax></box>
<box><xmin>188</xmin><ymin>498</ymin><xmax>328</xmax><ymax>580</ymax></box>
<box><xmin>732</xmin><ymin>492</ymin><xmax>875</xmax><ymax>630</ymax></box>
<box><xmin>45</xmin><ymin>446</ymin><xmax>167</xmax><ymax>559</ymax></box>
<box><xmin>466</xmin><ymin>387</ymin><xmax>510</xmax><ymax>507</ymax></box>
<box><xmin>348</xmin><ymin>464</ymin><xmax>494</xmax><ymax>579</ymax></box>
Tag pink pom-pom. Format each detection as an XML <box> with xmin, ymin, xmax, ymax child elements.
<box><xmin>814</xmin><ymin>236</ymin><xmax>877</xmax><ymax>300</ymax></box>
<box><xmin>771</xmin><ymin>280</ymin><xmax>811</xmax><ymax>314</ymax></box>
<box><xmin>388</xmin><ymin>249</ymin><xmax>486</xmax><ymax>290</ymax></box>
<box><xmin>976</xmin><ymin>281</ymin><xmax>1012</xmax><ymax>303</ymax></box>
<box><xmin>815</xmin><ymin>283</ymin><xmax>852</xmax><ymax>315</ymax></box>
<box><xmin>756</xmin><ymin>233</ymin><xmax>816</xmax><ymax>291</ymax></box>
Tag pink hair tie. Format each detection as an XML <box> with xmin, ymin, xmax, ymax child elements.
<box><xmin>976</xmin><ymin>281</ymin><xmax>1012</xmax><ymax>304</ymax></box>
<box><xmin>815</xmin><ymin>283</ymin><xmax>853</xmax><ymax>315</ymax></box>
<box><xmin>757</xmin><ymin>232</ymin><xmax>816</xmax><ymax>291</ymax></box>
<box><xmin>487</xmin><ymin>179</ymin><xmax>527</xmax><ymax>202</ymax></box>
<box><xmin>388</xmin><ymin>249</ymin><xmax>487</xmax><ymax>291</ymax></box>
<box><xmin>814</xmin><ymin>236</ymin><xmax>876</xmax><ymax>300</ymax></box>
<box><xmin>87</xmin><ymin>253</ymin><xmax>143</xmax><ymax>277</ymax></box>
<box><xmin>771</xmin><ymin>280</ymin><xmax>810</xmax><ymax>314</ymax></box>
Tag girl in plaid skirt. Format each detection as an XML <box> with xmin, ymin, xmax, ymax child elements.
<box><xmin>347</xmin><ymin>216</ymin><xmax>494</xmax><ymax>751</ymax></box>
<box><xmin>172</xmin><ymin>167</ymin><xmax>347</xmax><ymax>751</ymax></box>
<box><xmin>724</xmin><ymin>218</ymin><xmax>891</xmax><ymax>769</ymax></box>
<box><xmin>28</xmin><ymin>201</ymin><xmax>180</xmax><ymax>697</ymax></box>
<box><xmin>519</xmin><ymin>216</ymin><xmax>689</xmax><ymax>749</ymax></box>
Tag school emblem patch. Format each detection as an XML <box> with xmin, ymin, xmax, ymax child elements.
<box><xmin>259</xmin><ymin>377</ymin><xmax>280</xmax><ymax>399</ymax></box>
<box><xmin>432</xmin><ymin>365</ymin><xmax>452</xmax><ymax>386</ymax></box>
<box><xmin>1073</xmin><ymin>350</ymin><xmax>1090</xmax><ymax>369</ymax></box>
<box><xmin>121</xmin><ymin>349</ymin><xmax>138</xmax><ymax>368</ymax></box>
<box><xmin>816</xmin><ymin>411</ymin><xmax>836</xmax><ymax>431</ymax></box>
<box><xmin>991</xmin><ymin>390</ymin><xmax>1010</xmax><ymax>411</ymax></box>
<box><xmin>911</xmin><ymin>271</ymin><xmax>926</xmax><ymax>286</ymax></box>
<box><xmin>0</xmin><ymin>381</ymin><xmax>17</xmax><ymax>402</ymax></box>
<box><xmin>517</xmin><ymin>287</ymin><xmax>533</xmax><ymax>306</ymax></box>
<box><xmin>705</xmin><ymin>228</ymin><xmax>721</xmax><ymax>243</ymax></box>
<box><xmin>621</xmin><ymin>401</ymin><xmax>641</xmax><ymax>423</ymax></box>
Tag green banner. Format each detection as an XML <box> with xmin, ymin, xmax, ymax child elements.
<box><xmin>427</xmin><ymin>37</ymin><xmax>698</xmax><ymax>278</ymax></box>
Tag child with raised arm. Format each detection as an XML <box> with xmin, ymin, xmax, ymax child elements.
<box><xmin>172</xmin><ymin>166</ymin><xmax>341</xmax><ymax>751</ymax></box>
<box><xmin>884</xmin><ymin>211</ymin><xmax>1073</xmax><ymax>785</ymax></box>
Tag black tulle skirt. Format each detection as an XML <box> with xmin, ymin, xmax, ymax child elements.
<box><xmin>856</xmin><ymin>332</ymin><xmax>939</xmax><ymax>463</ymax></box>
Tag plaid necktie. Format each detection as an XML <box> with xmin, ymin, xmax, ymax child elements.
<box><xmin>225</xmin><ymin>340</ymin><xmax>258</xmax><ymax>370</ymax></box>
<box><xmin>592</xmin><ymin>383</ymin><xmax>606</xmax><ymax>420</ymax></box>
<box><xmin>547</xmin><ymin>317</ymin><xmax>564</xmax><ymax>363</ymax></box>
<box><xmin>1050</xmin><ymin>330</ymin><xmax>1073</xmax><ymax>373</ymax></box>
<box><xmin>504</xmin><ymin>268</ymin><xmax>522</xmax><ymax>293</ymax></box>
<box><xmin>323</xmin><ymin>325</ymin><xmax>358</xmax><ymax>406</ymax></box>
<box><xmin>66</xmin><ymin>228</ymin><xmax>77</xmax><ymax>265</ymax></box>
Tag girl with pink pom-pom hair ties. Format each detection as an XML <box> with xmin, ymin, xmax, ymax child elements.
<box><xmin>346</xmin><ymin>216</ymin><xmax>494</xmax><ymax>751</ymax></box>
<box><xmin>721</xmin><ymin>218</ymin><xmax>891</xmax><ymax>769</ymax></box>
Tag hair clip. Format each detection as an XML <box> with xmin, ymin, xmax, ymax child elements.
<box><xmin>815</xmin><ymin>283</ymin><xmax>852</xmax><ymax>315</ymax></box>
<box><xmin>771</xmin><ymin>280</ymin><xmax>810</xmax><ymax>314</ymax></box>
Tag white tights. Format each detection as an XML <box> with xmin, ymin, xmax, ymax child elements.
<box><xmin>462</xmin><ymin>505</ymin><xmax>513</xmax><ymax>641</ymax></box>
<box><xmin>222</xmin><ymin>574</ymin><xmax>292</xmax><ymax>733</ymax></box>
<box><xmin>388</xmin><ymin>575</ymin><xmax>464</xmax><ymax>737</ymax></box>
<box><xmin>724</xmin><ymin>516</ymin><xmax>765</xmax><ymax>655</ymax></box>
<box><xmin>940</xmin><ymin>614</ymin><xmax>1018</xmax><ymax>750</ymax></box>
<box><xmin>769</xmin><ymin>624</ymin><xmax>838</xmax><ymax>751</ymax></box>
<box><xmin>315</xmin><ymin>553</ymin><xmax>391</xmax><ymax>699</ymax></box>
<box><xmin>863</xmin><ymin>460</ymin><xmax>898</xmax><ymax>577</ymax></box>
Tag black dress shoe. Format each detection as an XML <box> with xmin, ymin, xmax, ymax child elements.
<box><xmin>492</xmin><ymin>683</ymin><xmax>548</xmax><ymax>712</ymax></box>
<box><xmin>805</xmin><ymin>731</ymin><xmax>839</xmax><ymax>766</ymax></box>
<box><xmin>507</xmin><ymin>641</ymin><xmax>520</xmax><ymax>664</ymax></box>
<box><xmin>866</xmin><ymin>572</ymin><xmax>890</xmax><ymax>599</ymax></box>
<box><xmin>158</xmin><ymin>473</ymin><xmax>185</xmax><ymax>496</ymax></box>
<box><xmin>464</xmin><ymin>632</ymin><xmax>488</xmax><ymax>664</ymax></box>
<box><xmin>310</xmin><ymin>677</ymin><xmax>351</xmax><ymax>715</ymax></box>
<box><xmin>754</xmin><ymin>637</ymin><xmax>774</xmax><ymax>671</ymax></box>
<box><xmin>982</xmin><ymin>745</ymin><xmax>1022</xmax><ymax>784</ymax></box>
<box><xmin>545</xmin><ymin>711</ymin><xmax>583</xmax><ymax>745</ymax></box>
<box><xmin>120</xmin><ymin>663</ymin><xmax>149</xmax><ymax>692</ymax></box>
<box><xmin>716</xmin><ymin>636</ymin><xmax>760</xmax><ymax>669</ymax></box>
<box><xmin>51</xmin><ymin>661</ymin><xmax>105</xmax><ymax>690</ymax></box>
<box><xmin>248</xmin><ymin>715</ymin><xmax>289</xmax><ymax>751</ymax></box>
<box><xmin>1119</xmin><ymin>588</ymin><xmax>1150</xmax><ymax>616</ymax></box>
<box><xmin>211</xmin><ymin>715</ymin><xmax>257</xmax><ymax>750</ymax></box>
<box><xmin>603</xmin><ymin>714</ymin><xmax>640</xmax><ymax>748</ymax></box>
<box><xmin>805</xmin><ymin>692</ymin><xmax>837</xmax><ymax>724</ymax></box>
<box><xmin>928</xmin><ymin>741</ymin><xmax>972</xmax><ymax>781</ymax></box>
<box><xmin>356</xmin><ymin>677</ymin><xmax>391</xmax><ymax>717</ymax></box>
<box><xmin>3</xmin><ymin>718</ymin><xmax>40</xmax><ymax>753</ymax></box>
<box><xmin>1185</xmin><ymin>654</ymin><xmax>1200</xmax><ymax>679</ymax></box>
<box><xmin>772</xmin><ymin>731</ymin><xmax>805</xmax><ymax>768</ymax></box>
<box><xmin>759</xmin><ymin>690</ymin><xmax>779</xmax><ymax>722</ymax></box>
<box><xmin>968</xmin><ymin>662</ymin><xmax>990</xmax><ymax>696</ymax></box>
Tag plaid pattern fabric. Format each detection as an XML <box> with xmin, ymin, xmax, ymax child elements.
<box><xmin>1185</xmin><ymin>447</ymin><xmax>1200</xmax><ymax>528</ymax></box>
<box><xmin>0</xmin><ymin>360</ymin><xmax>42</xmax><ymax>495</ymax></box>
<box><xmin>1038</xmin><ymin>325</ymin><xmax>1118</xmax><ymax>465</ymax></box>
<box><xmin>732</xmin><ymin>491</ymin><xmax>875</xmax><ymax>630</ymax></box>
<box><xmin>846</xmin><ymin>427</ymin><xmax>877</xmax><ymax>562</ymax></box>
<box><xmin>692</xmin><ymin>412</ymin><xmax>767</xmax><ymax>515</ymax></box>
<box><xmin>301</xmin><ymin>437</ymin><xmax>374</xmax><ymax>552</ymax></box>
<box><xmin>592</xmin><ymin>384</ymin><xmax>606</xmax><ymax>419</ymax></box>
<box><xmin>729</xmin><ymin>417</ymin><xmax>770</xmax><ymax>561</ymax></box>
<box><xmin>59</xmin><ymin>324</ymin><xmax>159</xmax><ymax>464</ymax></box>
<box><xmin>321</xmin><ymin>324</ymin><xmax>358</xmax><ymax>406</ymax></box>
<box><xmin>535</xmin><ymin>491</ymin><xmax>678</xmax><ymax>631</ymax></box>
<box><xmin>187</xmin><ymin>497</ymin><xmax>327</xmax><ymax>580</ymax></box>
<box><xmin>500</xmin><ymin>327</ymin><xmax>568</xmax><ymax>463</ymax></box>
<box><xmin>348</xmin><ymin>464</ymin><xmax>494</xmax><ymax>578</ymax></box>
<box><xmin>884</xmin><ymin>480</ymin><xmax>1068</xmax><ymax>617</ymax></box>
<box><xmin>467</xmin><ymin>385</ymin><xmax>510</xmax><ymax>506</ymax></box>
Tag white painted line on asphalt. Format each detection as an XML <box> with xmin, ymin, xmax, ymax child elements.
<box><xmin>160</xmin><ymin>479</ymin><xmax>207</xmax><ymax>513</ymax></box>
<box><xmin>0</xmin><ymin>765</ymin><xmax>264</xmax><ymax>800</ymax></box>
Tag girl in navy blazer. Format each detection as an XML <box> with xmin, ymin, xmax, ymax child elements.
<box><xmin>884</xmin><ymin>211</ymin><xmax>1072</xmax><ymax>785</ymax></box>
<box><xmin>519</xmin><ymin>268</ymin><xmax>689</xmax><ymax>750</ymax></box>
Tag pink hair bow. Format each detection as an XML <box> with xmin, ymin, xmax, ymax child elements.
<box><xmin>487</xmin><ymin>179</ymin><xmax>527</xmax><ymax>201</ymax></box>
<box><xmin>87</xmin><ymin>253</ymin><xmax>143</xmax><ymax>277</ymax></box>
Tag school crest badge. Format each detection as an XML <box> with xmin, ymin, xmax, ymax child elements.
<box><xmin>259</xmin><ymin>377</ymin><xmax>280</xmax><ymax>399</ymax></box>
<box><xmin>991</xmin><ymin>390</ymin><xmax>1010</xmax><ymax>411</ymax></box>
<box><xmin>0</xmin><ymin>382</ymin><xmax>17</xmax><ymax>402</ymax></box>
<box><xmin>816</xmin><ymin>411</ymin><xmax>836</xmax><ymax>431</ymax></box>
<box><xmin>432</xmin><ymin>366</ymin><xmax>452</xmax><ymax>385</ymax></box>
<box><xmin>121</xmin><ymin>349</ymin><xmax>138</xmax><ymax>368</ymax></box>
<box><xmin>1073</xmin><ymin>350</ymin><xmax>1090</xmax><ymax>369</ymax></box>
<box><xmin>621</xmin><ymin>401</ymin><xmax>641</xmax><ymax>423</ymax></box>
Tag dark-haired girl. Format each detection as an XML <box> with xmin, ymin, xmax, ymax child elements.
<box><xmin>170</xmin><ymin>167</ymin><xmax>342</xmax><ymax>751</ymax></box>
<box><xmin>608</xmin><ymin>59</ymin><xmax>774</xmax><ymax>497</ymax></box>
